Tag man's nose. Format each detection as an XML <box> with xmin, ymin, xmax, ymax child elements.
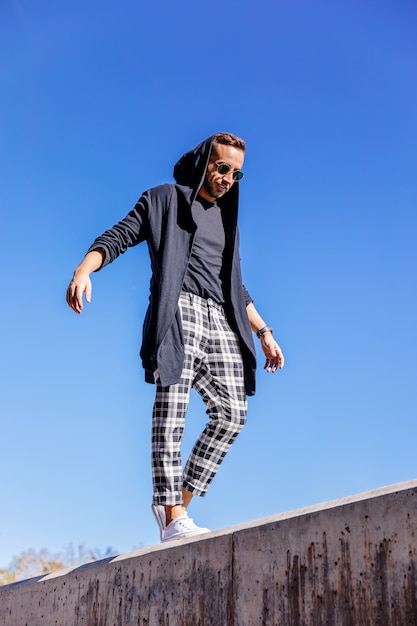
<box><xmin>222</xmin><ymin>171</ymin><xmax>234</xmax><ymax>184</ymax></box>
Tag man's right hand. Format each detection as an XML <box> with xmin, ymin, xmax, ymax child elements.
<box><xmin>66</xmin><ymin>250</ymin><xmax>104</xmax><ymax>314</ymax></box>
<box><xmin>66</xmin><ymin>271</ymin><xmax>93</xmax><ymax>314</ymax></box>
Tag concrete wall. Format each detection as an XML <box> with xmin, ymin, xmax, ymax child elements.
<box><xmin>1</xmin><ymin>479</ymin><xmax>416</xmax><ymax>625</ymax></box>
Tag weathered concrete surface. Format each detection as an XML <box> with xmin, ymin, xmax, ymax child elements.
<box><xmin>1</xmin><ymin>479</ymin><xmax>416</xmax><ymax>625</ymax></box>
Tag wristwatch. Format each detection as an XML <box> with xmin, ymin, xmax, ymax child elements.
<box><xmin>256</xmin><ymin>325</ymin><xmax>273</xmax><ymax>338</ymax></box>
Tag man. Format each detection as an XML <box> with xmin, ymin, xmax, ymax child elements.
<box><xmin>66</xmin><ymin>132</ymin><xmax>284</xmax><ymax>542</ymax></box>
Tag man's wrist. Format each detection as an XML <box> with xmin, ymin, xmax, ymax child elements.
<box><xmin>256</xmin><ymin>325</ymin><xmax>273</xmax><ymax>339</ymax></box>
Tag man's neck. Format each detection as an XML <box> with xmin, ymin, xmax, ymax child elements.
<box><xmin>197</xmin><ymin>187</ymin><xmax>216</xmax><ymax>203</ymax></box>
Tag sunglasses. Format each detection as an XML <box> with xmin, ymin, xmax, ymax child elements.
<box><xmin>215</xmin><ymin>161</ymin><xmax>244</xmax><ymax>181</ymax></box>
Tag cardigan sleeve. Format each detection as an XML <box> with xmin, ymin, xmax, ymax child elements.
<box><xmin>87</xmin><ymin>194</ymin><xmax>149</xmax><ymax>269</ymax></box>
<box><xmin>242</xmin><ymin>284</ymin><xmax>253</xmax><ymax>307</ymax></box>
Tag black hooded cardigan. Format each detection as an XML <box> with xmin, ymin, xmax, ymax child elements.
<box><xmin>87</xmin><ymin>135</ymin><xmax>257</xmax><ymax>395</ymax></box>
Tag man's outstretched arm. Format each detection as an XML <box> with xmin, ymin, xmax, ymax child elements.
<box><xmin>66</xmin><ymin>250</ymin><xmax>105</xmax><ymax>314</ymax></box>
<box><xmin>246</xmin><ymin>302</ymin><xmax>285</xmax><ymax>373</ymax></box>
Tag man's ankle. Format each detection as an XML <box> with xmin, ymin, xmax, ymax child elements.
<box><xmin>165</xmin><ymin>504</ymin><xmax>186</xmax><ymax>526</ymax></box>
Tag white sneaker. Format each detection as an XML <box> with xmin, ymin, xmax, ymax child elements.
<box><xmin>162</xmin><ymin>513</ymin><xmax>210</xmax><ymax>543</ymax></box>
<box><xmin>151</xmin><ymin>504</ymin><xmax>166</xmax><ymax>542</ymax></box>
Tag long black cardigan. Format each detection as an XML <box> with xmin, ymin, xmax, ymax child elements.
<box><xmin>87</xmin><ymin>136</ymin><xmax>257</xmax><ymax>395</ymax></box>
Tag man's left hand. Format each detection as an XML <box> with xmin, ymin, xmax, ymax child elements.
<box><xmin>260</xmin><ymin>333</ymin><xmax>285</xmax><ymax>373</ymax></box>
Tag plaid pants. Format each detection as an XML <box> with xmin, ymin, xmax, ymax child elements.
<box><xmin>152</xmin><ymin>292</ymin><xmax>248</xmax><ymax>505</ymax></box>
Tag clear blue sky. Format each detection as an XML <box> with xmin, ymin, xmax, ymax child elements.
<box><xmin>1</xmin><ymin>0</ymin><xmax>416</xmax><ymax>568</ymax></box>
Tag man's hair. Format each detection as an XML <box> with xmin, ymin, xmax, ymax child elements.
<box><xmin>212</xmin><ymin>132</ymin><xmax>246</xmax><ymax>151</ymax></box>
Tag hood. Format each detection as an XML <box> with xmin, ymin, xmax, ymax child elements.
<box><xmin>173</xmin><ymin>134</ymin><xmax>240</xmax><ymax>214</ymax></box>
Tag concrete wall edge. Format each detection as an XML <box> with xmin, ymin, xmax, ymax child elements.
<box><xmin>1</xmin><ymin>477</ymin><xmax>416</xmax><ymax>593</ymax></box>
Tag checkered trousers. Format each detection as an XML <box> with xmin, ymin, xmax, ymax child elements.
<box><xmin>152</xmin><ymin>292</ymin><xmax>248</xmax><ymax>505</ymax></box>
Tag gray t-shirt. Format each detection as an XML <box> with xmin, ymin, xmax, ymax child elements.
<box><xmin>182</xmin><ymin>196</ymin><xmax>225</xmax><ymax>303</ymax></box>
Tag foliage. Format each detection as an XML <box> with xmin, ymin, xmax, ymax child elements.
<box><xmin>0</xmin><ymin>544</ymin><xmax>117</xmax><ymax>586</ymax></box>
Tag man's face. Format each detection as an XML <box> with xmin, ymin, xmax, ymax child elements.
<box><xmin>198</xmin><ymin>143</ymin><xmax>245</xmax><ymax>202</ymax></box>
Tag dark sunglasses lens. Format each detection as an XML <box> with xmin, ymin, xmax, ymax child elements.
<box><xmin>233</xmin><ymin>171</ymin><xmax>244</xmax><ymax>181</ymax></box>
<box><xmin>217</xmin><ymin>163</ymin><xmax>230</xmax><ymax>175</ymax></box>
